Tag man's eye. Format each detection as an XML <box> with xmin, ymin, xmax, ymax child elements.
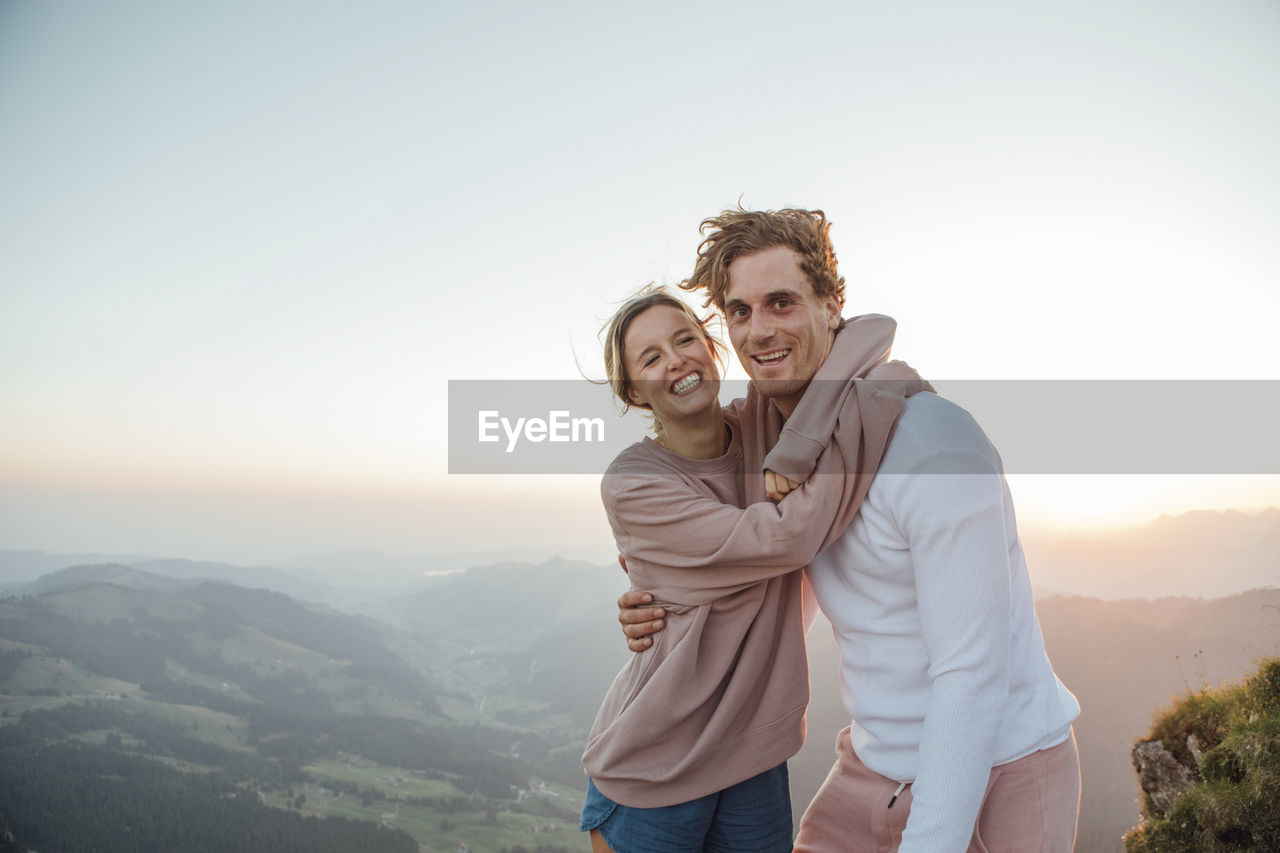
<box><xmin>729</xmin><ymin>307</ymin><xmax>748</xmax><ymax>319</ymax></box>
<box><xmin>774</xmin><ymin>299</ymin><xmax>792</xmax><ymax>309</ymax></box>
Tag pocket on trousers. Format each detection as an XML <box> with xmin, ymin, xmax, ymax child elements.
<box><xmin>580</xmin><ymin>779</ymin><xmax>619</xmax><ymax>832</ymax></box>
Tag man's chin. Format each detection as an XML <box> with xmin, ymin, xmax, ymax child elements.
<box><xmin>750</xmin><ymin>377</ymin><xmax>807</xmax><ymax>399</ymax></box>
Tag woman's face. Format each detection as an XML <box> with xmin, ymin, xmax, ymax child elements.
<box><xmin>623</xmin><ymin>304</ymin><xmax>721</xmax><ymax>427</ymax></box>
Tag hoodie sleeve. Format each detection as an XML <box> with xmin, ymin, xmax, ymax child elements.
<box><xmin>764</xmin><ymin>315</ymin><xmax>923</xmax><ymax>482</ymax></box>
<box><xmin>724</xmin><ymin>313</ymin><xmax>894</xmax><ymax>438</ymax></box>
<box><xmin>601</xmin><ymin>447</ymin><xmax>854</xmax><ymax>605</ymax></box>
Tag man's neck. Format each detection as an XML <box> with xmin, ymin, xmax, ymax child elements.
<box><xmin>771</xmin><ymin>331</ymin><xmax>836</xmax><ymax>420</ymax></box>
<box><xmin>771</xmin><ymin>388</ymin><xmax>805</xmax><ymax>421</ymax></box>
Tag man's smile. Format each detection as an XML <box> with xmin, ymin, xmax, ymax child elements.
<box><xmin>751</xmin><ymin>349</ymin><xmax>791</xmax><ymax>366</ymax></box>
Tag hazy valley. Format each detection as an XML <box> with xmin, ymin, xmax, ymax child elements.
<box><xmin>1</xmin><ymin>508</ymin><xmax>1277</xmax><ymax>852</ymax></box>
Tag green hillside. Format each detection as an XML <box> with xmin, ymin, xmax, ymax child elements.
<box><xmin>0</xmin><ymin>569</ymin><xmax>587</xmax><ymax>852</ymax></box>
<box><xmin>1124</xmin><ymin>656</ymin><xmax>1280</xmax><ymax>852</ymax></box>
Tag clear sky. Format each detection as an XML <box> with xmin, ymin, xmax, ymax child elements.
<box><xmin>2</xmin><ymin>1</ymin><xmax>1277</xmax><ymax>564</ymax></box>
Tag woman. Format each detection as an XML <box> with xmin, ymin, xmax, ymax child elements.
<box><xmin>581</xmin><ymin>286</ymin><xmax>922</xmax><ymax>853</ymax></box>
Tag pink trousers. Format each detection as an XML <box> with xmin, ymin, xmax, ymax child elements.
<box><xmin>793</xmin><ymin>727</ymin><xmax>1080</xmax><ymax>852</ymax></box>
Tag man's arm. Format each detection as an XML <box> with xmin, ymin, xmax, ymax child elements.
<box><xmin>890</xmin><ymin>448</ymin><xmax>1013</xmax><ymax>853</ymax></box>
<box><xmin>617</xmin><ymin>587</ymin><xmax>664</xmax><ymax>652</ymax></box>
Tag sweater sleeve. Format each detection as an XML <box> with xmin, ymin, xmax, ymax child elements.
<box><xmin>603</xmin><ymin>449</ymin><xmax>855</xmax><ymax>604</ymax></box>
<box><xmin>889</xmin><ymin>448</ymin><xmax>1013</xmax><ymax>853</ymax></box>
<box><xmin>762</xmin><ymin>314</ymin><xmax>898</xmax><ymax>482</ymax></box>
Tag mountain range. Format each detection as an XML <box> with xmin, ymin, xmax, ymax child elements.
<box><xmin>1</xmin><ymin>507</ymin><xmax>1277</xmax><ymax>851</ymax></box>
<box><xmin>5</xmin><ymin>506</ymin><xmax>1275</xmax><ymax>605</ymax></box>
<box><xmin>1023</xmin><ymin>507</ymin><xmax>1280</xmax><ymax>600</ymax></box>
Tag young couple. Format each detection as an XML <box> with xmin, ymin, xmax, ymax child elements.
<box><xmin>580</xmin><ymin>207</ymin><xmax>1081</xmax><ymax>853</ymax></box>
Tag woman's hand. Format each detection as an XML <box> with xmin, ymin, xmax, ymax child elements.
<box><xmin>617</xmin><ymin>587</ymin><xmax>665</xmax><ymax>652</ymax></box>
<box><xmin>764</xmin><ymin>469</ymin><xmax>800</xmax><ymax>502</ymax></box>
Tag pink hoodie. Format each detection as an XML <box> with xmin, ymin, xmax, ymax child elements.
<box><xmin>582</xmin><ymin>314</ymin><xmax>925</xmax><ymax>807</ymax></box>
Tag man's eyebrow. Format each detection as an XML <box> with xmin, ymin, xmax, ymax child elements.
<box><xmin>724</xmin><ymin>288</ymin><xmax>804</xmax><ymax>310</ymax></box>
<box><xmin>764</xmin><ymin>287</ymin><xmax>804</xmax><ymax>302</ymax></box>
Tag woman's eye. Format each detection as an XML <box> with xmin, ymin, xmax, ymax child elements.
<box><xmin>644</xmin><ymin>356</ymin><xmax>659</xmax><ymax>367</ymax></box>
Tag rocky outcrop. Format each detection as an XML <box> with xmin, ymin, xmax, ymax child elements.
<box><xmin>1131</xmin><ymin>739</ymin><xmax>1196</xmax><ymax>817</ymax></box>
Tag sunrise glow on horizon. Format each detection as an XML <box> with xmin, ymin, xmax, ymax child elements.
<box><xmin>2</xmin><ymin>1</ymin><xmax>1277</xmax><ymax>566</ymax></box>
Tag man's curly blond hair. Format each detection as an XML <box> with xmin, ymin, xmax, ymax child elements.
<box><xmin>681</xmin><ymin>206</ymin><xmax>847</xmax><ymax>313</ymax></box>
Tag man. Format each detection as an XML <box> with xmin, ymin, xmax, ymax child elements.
<box><xmin>620</xmin><ymin>207</ymin><xmax>1081</xmax><ymax>852</ymax></box>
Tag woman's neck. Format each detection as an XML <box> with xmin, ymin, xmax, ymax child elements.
<box><xmin>658</xmin><ymin>405</ymin><xmax>728</xmax><ymax>459</ymax></box>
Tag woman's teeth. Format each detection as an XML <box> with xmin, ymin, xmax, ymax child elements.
<box><xmin>672</xmin><ymin>373</ymin><xmax>701</xmax><ymax>394</ymax></box>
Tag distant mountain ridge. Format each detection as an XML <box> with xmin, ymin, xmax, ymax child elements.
<box><xmin>275</xmin><ymin>543</ymin><xmax>621</xmax><ymax>586</ymax></box>
<box><xmin>0</xmin><ymin>551</ymin><xmax>334</xmax><ymax>604</ymax></box>
<box><xmin>12</xmin><ymin>560</ymin><xmax>334</xmax><ymax>604</ymax></box>
<box><xmin>1023</xmin><ymin>507</ymin><xmax>1279</xmax><ymax>599</ymax></box>
<box><xmin>17</xmin><ymin>563</ymin><xmax>195</xmax><ymax>597</ymax></box>
<box><xmin>0</xmin><ymin>549</ymin><xmax>153</xmax><ymax>585</ymax></box>
<box><xmin>7</xmin><ymin>506</ymin><xmax>1275</xmax><ymax>604</ymax></box>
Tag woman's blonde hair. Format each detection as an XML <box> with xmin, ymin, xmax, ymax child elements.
<box><xmin>601</xmin><ymin>285</ymin><xmax>725</xmax><ymax>435</ymax></box>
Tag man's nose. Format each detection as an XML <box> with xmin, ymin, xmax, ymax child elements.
<box><xmin>748</xmin><ymin>311</ymin><xmax>775</xmax><ymax>346</ymax></box>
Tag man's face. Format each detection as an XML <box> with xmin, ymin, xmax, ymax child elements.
<box><xmin>723</xmin><ymin>245</ymin><xmax>841</xmax><ymax>417</ymax></box>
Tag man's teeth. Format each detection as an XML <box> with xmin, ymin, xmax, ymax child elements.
<box><xmin>672</xmin><ymin>373</ymin><xmax>701</xmax><ymax>394</ymax></box>
<box><xmin>755</xmin><ymin>349</ymin><xmax>790</xmax><ymax>364</ymax></box>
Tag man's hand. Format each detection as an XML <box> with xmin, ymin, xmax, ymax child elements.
<box><xmin>617</xmin><ymin>587</ymin><xmax>665</xmax><ymax>652</ymax></box>
<box><xmin>764</xmin><ymin>469</ymin><xmax>800</xmax><ymax>502</ymax></box>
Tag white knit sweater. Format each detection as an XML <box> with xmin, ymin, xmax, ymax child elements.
<box><xmin>798</xmin><ymin>392</ymin><xmax>1080</xmax><ymax>853</ymax></box>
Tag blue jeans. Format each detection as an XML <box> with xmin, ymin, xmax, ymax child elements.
<box><xmin>580</xmin><ymin>763</ymin><xmax>793</xmax><ymax>853</ymax></box>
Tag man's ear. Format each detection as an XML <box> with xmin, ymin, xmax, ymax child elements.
<box><xmin>824</xmin><ymin>294</ymin><xmax>842</xmax><ymax>332</ymax></box>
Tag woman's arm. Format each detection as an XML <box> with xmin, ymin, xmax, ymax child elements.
<box><xmin>763</xmin><ymin>315</ymin><xmax>924</xmax><ymax>483</ymax></box>
<box><xmin>722</xmin><ymin>313</ymin><xmax>896</xmax><ymax>433</ymax></box>
<box><xmin>605</xmin><ymin>406</ymin><xmax>868</xmax><ymax>606</ymax></box>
